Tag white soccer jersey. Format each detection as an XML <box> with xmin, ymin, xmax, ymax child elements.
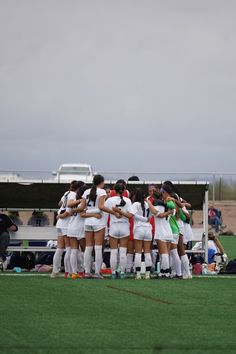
<box><xmin>82</xmin><ymin>187</ymin><xmax>106</xmax><ymax>227</ymax></box>
<box><xmin>56</xmin><ymin>191</ymin><xmax>71</xmax><ymax>230</ymax></box>
<box><xmin>153</xmin><ymin>205</ymin><xmax>174</xmax><ymax>242</ymax></box>
<box><xmin>105</xmin><ymin>196</ymin><xmax>133</xmax><ymax>225</ymax></box>
<box><xmin>131</xmin><ymin>201</ymin><xmax>150</xmax><ymax>228</ymax></box>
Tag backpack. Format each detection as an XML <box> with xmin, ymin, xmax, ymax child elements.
<box><xmin>224</xmin><ymin>258</ymin><xmax>236</xmax><ymax>274</ymax></box>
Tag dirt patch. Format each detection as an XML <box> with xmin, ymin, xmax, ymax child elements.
<box><xmin>192</xmin><ymin>200</ymin><xmax>236</xmax><ymax>234</ymax></box>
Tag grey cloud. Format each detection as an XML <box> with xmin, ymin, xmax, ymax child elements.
<box><xmin>0</xmin><ymin>0</ymin><xmax>236</xmax><ymax>174</ymax></box>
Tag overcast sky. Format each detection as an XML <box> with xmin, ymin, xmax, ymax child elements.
<box><xmin>0</xmin><ymin>0</ymin><xmax>236</xmax><ymax>176</ymax></box>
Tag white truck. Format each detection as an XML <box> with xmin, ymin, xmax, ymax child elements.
<box><xmin>53</xmin><ymin>163</ymin><xmax>94</xmax><ymax>183</ymax></box>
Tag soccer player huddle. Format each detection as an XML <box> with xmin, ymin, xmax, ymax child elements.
<box><xmin>51</xmin><ymin>175</ymin><xmax>193</xmax><ymax>280</ymax></box>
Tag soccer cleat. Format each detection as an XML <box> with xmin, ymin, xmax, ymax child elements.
<box><xmin>83</xmin><ymin>273</ymin><xmax>92</xmax><ymax>279</ymax></box>
<box><xmin>92</xmin><ymin>273</ymin><xmax>104</xmax><ymax>279</ymax></box>
<box><xmin>64</xmin><ymin>272</ymin><xmax>70</xmax><ymax>278</ymax></box>
<box><xmin>50</xmin><ymin>272</ymin><xmax>59</xmax><ymax>278</ymax></box>
<box><xmin>183</xmin><ymin>274</ymin><xmax>192</xmax><ymax>280</ymax></box>
<box><xmin>71</xmin><ymin>273</ymin><xmax>81</xmax><ymax>279</ymax></box>
<box><xmin>145</xmin><ymin>272</ymin><xmax>151</xmax><ymax>280</ymax></box>
<box><xmin>158</xmin><ymin>273</ymin><xmax>170</xmax><ymax>280</ymax></box>
<box><xmin>135</xmin><ymin>272</ymin><xmax>142</xmax><ymax>280</ymax></box>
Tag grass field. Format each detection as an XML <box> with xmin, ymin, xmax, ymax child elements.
<box><xmin>0</xmin><ymin>236</ymin><xmax>236</xmax><ymax>354</ymax></box>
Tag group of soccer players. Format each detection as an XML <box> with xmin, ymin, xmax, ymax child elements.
<box><xmin>51</xmin><ymin>175</ymin><xmax>193</xmax><ymax>280</ymax></box>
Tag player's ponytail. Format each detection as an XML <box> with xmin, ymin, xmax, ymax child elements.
<box><xmin>134</xmin><ymin>189</ymin><xmax>145</xmax><ymax>216</ymax></box>
<box><xmin>88</xmin><ymin>175</ymin><xmax>105</xmax><ymax>202</ymax></box>
<box><xmin>114</xmin><ymin>183</ymin><xmax>126</xmax><ymax>206</ymax></box>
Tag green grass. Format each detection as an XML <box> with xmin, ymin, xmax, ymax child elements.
<box><xmin>0</xmin><ymin>275</ymin><xmax>236</xmax><ymax>354</ymax></box>
<box><xmin>0</xmin><ymin>236</ymin><xmax>236</xmax><ymax>354</ymax></box>
<box><xmin>218</xmin><ymin>235</ymin><xmax>236</xmax><ymax>259</ymax></box>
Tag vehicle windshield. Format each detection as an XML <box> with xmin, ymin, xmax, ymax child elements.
<box><xmin>59</xmin><ymin>166</ymin><xmax>91</xmax><ymax>175</ymax></box>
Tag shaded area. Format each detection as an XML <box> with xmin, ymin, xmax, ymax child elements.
<box><xmin>0</xmin><ymin>181</ymin><xmax>208</xmax><ymax>210</ymax></box>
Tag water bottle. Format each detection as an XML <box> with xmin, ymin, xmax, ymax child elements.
<box><xmin>202</xmin><ymin>263</ymin><xmax>208</xmax><ymax>275</ymax></box>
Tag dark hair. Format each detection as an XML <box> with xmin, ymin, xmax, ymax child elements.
<box><xmin>116</xmin><ymin>179</ymin><xmax>127</xmax><ymax>187</ymax></box>
<box><xmin>70</xmin><ymin>180</ymin><xmax>83</xmax><ymax>192</ymax></box>
<box><xmin>77</xmin><ymin>184</ymin><xmax>88</xmax><ymax>200</ymax></box>
<box><xmin>128</xmin><ymin>175</ymin><xmax>140</xmax><ymax>182</ymax></box>
<box><xmin>114</xmin><ymin>183</ymin><xmax>126</xmax><ymax>207</ymax></box>
<box><xmin>163</xmin><ymin>181</ymin><xmax>179</xmax><ymax>196</ymax></box>
<box><xmin>153</xmin><ymin>191</ymin><xmax>162</xmax><ymax>200</ymax></box>
<box><xmin>152</xmin><ymin>191</ymin><xmax>163</xmax><ymax>206</ymax></box>
<box><xmin>134</xmin><ymin>189</ymin><xmax>145</xmax><ymax>216</ymax></box>
<box><xmin>88</xmin><ymin>174</ymin><xmax>105</xmax><ymax>202</ymax></box>
<box><xmin>161</xmin><ymin>183</ymin><xmax>173</xmax><ymax>196</ymax></box>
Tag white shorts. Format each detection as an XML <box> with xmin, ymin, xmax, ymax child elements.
<box><xmin>109</xmin><ymin>222</ymin><xmax>130</xmax><ymax>239</ymax></box>
<box><xmin>84</xmin><ymin>225</ymin><xmax>106</xmax><ymax>232</ymax></box>
<box><xmin>155</xmin><ymin>237</ymin><xmax>174</xmax><ymax>243</ymax></box>
<box><xmin>183</xmin><ymin>223</ymin><xmax>194</xmax><ymax>244</ymax></box>
<box><xmin>57</xmin><ymin>228</ymin><xmax>67</xmax><ymax>236</ymax></box>
<box><xmin>67</xmin><ymin>224</ymin><xmax>85</xmax><ymax>240</ymax></box>
<box><xmin>171</xmin><ymin>233</ymin><xmax>179</xmax><ymax>245</ymax></box>
<box><xmin>134</xmin><ymin>225</ymin><xmax>152</xmax><ymax>241</ymax></box>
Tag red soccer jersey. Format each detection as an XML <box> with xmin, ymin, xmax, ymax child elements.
<box><xmin>110</xmin><ymin>189</ymin><xmax>130</xmax><ymax>198</ymax></box>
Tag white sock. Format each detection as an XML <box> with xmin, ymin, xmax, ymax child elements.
<box><xmin>110</xmin><ymin>249</ymin><xmax>118</xmax><ymax>273</ymax></box>
<box><xmin>134</xmin><ymin>253</ymin><xmax>142</xmax><ymax>271</ymax></box>
<box><xmin>70</xmin><ymin>249</ymin><xmax>78</xmax><ymax>274</ymax></box>
<box><xmin>181</xmin><ymin>254</ymin><xmax>191</xmax><ymax>276</ymax></box>
<box><xmin>116</xmin><ymin>251</ymin><xmax>120</xmax><ymax>272</ymax></box>
<box><xmin>94</xmin><ymin>245</ymin><xmax>103</xmax><ymax>274</ymax></box>
<box><xmin>144</xmin><ymin>253</ymin><xmax>152</xmax><ymax>270</ymax></box>
<box><xmin>64</xmin><ymin>247</ymin><xmax>72</xmax><ymax>274</ymax></box>
<box><xmin>84</xmin><ymin>246</ymin><xmax>93</xmax><ymax>274</ymax></box>
<box><xmin>126</xmin><ymin>253</ymin><xmax>134</xmax><ymax>272</ymax></box>
<box><xmin>77</xmin><ymin>249</ymin><xmax>84</xmax><ymax>272</ymax></box>
<box><xmin>160</xmin><ymin>253</ymin><xmax>169</xmax><ymax>274</ymax></box>
<box><xmin>119</xmin><ymin>247</ymin><xmax>127</xmax><ymax>273</ymax></box>
<box><xmin>151</xmin><ymin>250</ymin><xmax>157</xmax><ymax>270</ymax></box>
<box><xmin>52</xmin><ymin>248</ymin><xmax>64</xmax><ymax>274</ymax></box>
<box><xmin>170</xmin><ymin>249</ymin><xmax>182</xmax><ymax>276</ymax></box>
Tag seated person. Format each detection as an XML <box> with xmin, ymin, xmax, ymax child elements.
<box><xmin>0</xmin><ymin>212</ymin><xmax>18</xmax><ymax>270</ymax></box>
<box><xmin>27</xmin><ymin>211</ymin><xmax>50</xmax><ymax>227</ymax></box>
<box><xmin>208</xmin><ymin>205</ymin><xmax>224</xmax><ymax>233</ymax></box>
<box><xmin>192</xmin><ymin>232</ymin><xmax>226</xmax><ymax>264</ymax></box>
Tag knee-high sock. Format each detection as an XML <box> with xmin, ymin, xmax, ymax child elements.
<box><xmin>53</xmin><ymin>248</ymin><xmax>64</xmax><ymax>274</ymax></box>
<box><xmin>70</xmin><ymin>249</ymin><xmax>78</xmax><ymax>274</ymax></box>
<box><xmin>110</xmin><ymin>249</ymin><xmax>118</xmax><ymax>273</ymax></box>
<box><xmin>170</xmin><ymin>249</ymin><xmax>182</xmax><ymax>276</ymax></box>
<box><xmin>144</xmin><ymin>253</ymin><xmax>152</xmax><ymax>271</ymax></box>
<box><xmin>77</xmin><ymin>249</ymin><xmax>84</xmax><ymax>272</ymax></box>
<box><xmin>134</xmin><ymin>253</ymin><xmax>142</xmax><ymax>271</ymax></box>
<box><xmin>126</xmin><ymin>253</ymin><xmax>134</xmax><ymax>272</ymax></box>
<box><xmin>160</xmin><ymin>253</ymin><xmax>169</xmax><ymax>273</ymax></box>
<box><xmin>119</xmin><ymin>247</ymin><xmax>127</xmax><ymax>273</ymax></box>
<box><xmin>64</xmin><ymin>247</ymin><xmax>72</xmax><ymax>274</ymax></box>
<box><xmin>181</xmin><ymin>254</ymin><xmax>190</xmax><ymax>276</ymax></box>
<box><xmin>94</xmin><ymin>245</ymin><xmax>103</xmax><ymax>274</ymax></box>
<box><xmin>84</xmin><ymin>246</ymin><xmax>93</xmax><ymax>274</ymax></box>
<box><xmin>151</xmin><ymin>250</ymin><xmax>157</xmax><ymax>270</ymax></box>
